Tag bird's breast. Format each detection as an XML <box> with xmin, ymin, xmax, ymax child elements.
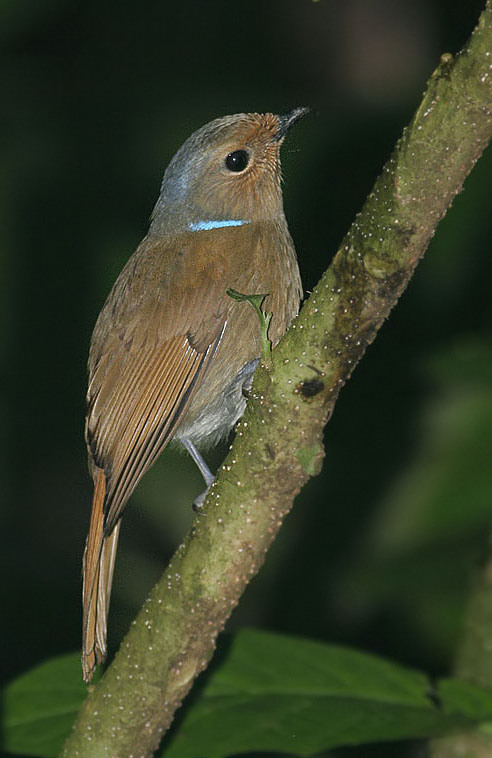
<box><xmin>174</xmin><ymin>219</ymin><xmax>302</xmax><ymax>446</ymax></box>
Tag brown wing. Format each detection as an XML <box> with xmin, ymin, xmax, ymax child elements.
<box><xmin>85</xmin><ymin>232</ymin><xmax>231</xmax><ymax>534</ymax></box>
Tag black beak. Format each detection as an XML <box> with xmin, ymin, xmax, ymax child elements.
<box><xmin>275</xmin><ymin>106</ymin><xmax>310</xmax><ymax>141</ymax></box>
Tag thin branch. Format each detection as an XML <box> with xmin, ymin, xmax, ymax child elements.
<box><xmin>61</xmin><ymin>4</ymin><xmax>492</xmax><ymax>755</ymax></box>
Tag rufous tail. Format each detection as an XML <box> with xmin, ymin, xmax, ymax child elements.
<box><xmin>82</xmin><ymin>467</ymin><xmax>121</xmax><ymax>682</ymax></box>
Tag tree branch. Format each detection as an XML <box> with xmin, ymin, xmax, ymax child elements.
<box><xmin>62</xmin><ymin>3</ymin><xmax>492</xmax><ymax>755</ymax></box>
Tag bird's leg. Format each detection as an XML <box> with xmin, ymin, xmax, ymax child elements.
<box><xmin>181</xmin><ymin>437</ymin><xmax>215</xmax><ymax>511</ymax></box>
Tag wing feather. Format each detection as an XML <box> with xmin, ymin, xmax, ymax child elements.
<box><xmin>103</xmin><ymin>330</ymin><xmax>223</xmax><ymax>532</ymax></box>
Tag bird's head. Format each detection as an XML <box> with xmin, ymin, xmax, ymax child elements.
<box><xmin>150</xmin><ymin>108</ymin><xmax>309</xmax><ymax>235</ymax></box>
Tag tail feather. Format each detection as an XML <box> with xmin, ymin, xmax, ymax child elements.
<box><xmin>82</xmin><ymin>467</ymin><xmax>121</xmax><ymax>682</ymax></box>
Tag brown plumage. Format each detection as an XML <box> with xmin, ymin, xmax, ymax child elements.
<box><xmin>82</xmin><ymin>109</ymin><xmax>306</xmax><ymax>682</ymax></box>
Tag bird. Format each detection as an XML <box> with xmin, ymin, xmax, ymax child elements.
<box><xmin>82</xmin><ymin>107</ymin><xmax>307</xmax><ymax>682</ymax></box>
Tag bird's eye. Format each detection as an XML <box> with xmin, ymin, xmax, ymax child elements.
<box><xmin>224</xmin><ymin>150</ymin><xmax>249</xmax><ymax>172</ymax></box>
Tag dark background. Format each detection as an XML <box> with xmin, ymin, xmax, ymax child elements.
<box><xmin>2</xmin><ymin>1</ymin><xmax>492</xmax><ymax>756</ymax></box>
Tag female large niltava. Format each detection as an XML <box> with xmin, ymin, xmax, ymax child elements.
<box><xmin>82</xmin><ymin>108</ymin><xmax>307</xmax><ymax>681</ymax></box>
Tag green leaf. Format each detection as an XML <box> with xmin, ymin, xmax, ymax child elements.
<box><xmin>161</xmin><ymin>629</ymin><xmax>492</xmax><ymax>757</ymax></box>
<box><xmin>5</xmin><ymin>634</ymin><xmax>492</xmax><ymax>758</ymax></box>
<box><xmin>1</xmin><ymin>652</ymin><xmax>89</xmax><ymax>757</ymax></box>
<box><xmin>440</xmin><ymin>677</ymin><xmax>492</xmax><ymax>724</ymax></box>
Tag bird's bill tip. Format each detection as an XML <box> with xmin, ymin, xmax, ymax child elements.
<box><xmin>275</xmin><ymin>106</ymin><xmax>310</xmax><ymax>140</ymax></box>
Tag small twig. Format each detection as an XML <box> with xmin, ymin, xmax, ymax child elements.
<box><xmin>226</xmin><ymin>288</ymin><xmax>273</xmax><ymax>363</ymax></box>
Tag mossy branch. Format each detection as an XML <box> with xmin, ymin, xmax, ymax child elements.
<box><xmin>62</xmin><ymin>4</ymin><xmax>492</xmax><ymax>755</ymax></box>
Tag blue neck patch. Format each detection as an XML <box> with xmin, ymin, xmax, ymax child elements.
<box><xmin>189</xmin><ymin>219</ymin><xmax>251</xmax><ymax>232</ymax></box>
